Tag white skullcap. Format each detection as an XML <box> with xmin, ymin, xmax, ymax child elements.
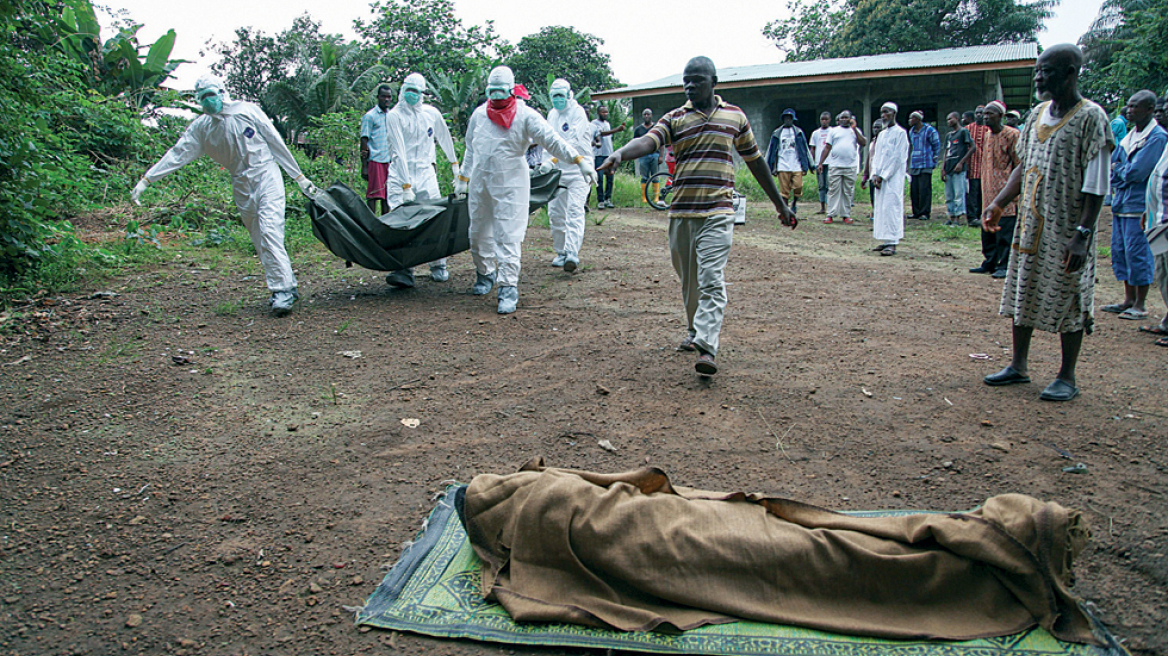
<box><xmin>487</xmin><ymin>66</ymin><xmax>515</xmax><ymax>88</ymax></box>
<box><xmin>985</xmin><ymin>100</ymin><xmax>1007</xmax><ymax>114</ymax></box>
<box><xmin>910</xmin><ymin>110</ymin><xmax>924</xmax><ymax>120</ymax></box>
<box><xmin>550</xmin><ymin>78</ymin><xmax>571</xmax><ymax>96</ymax></box>
<box><xmin>403</xmin><ymin>73</ymin><xmax>427</xmax><ymax>92</ymax></box>
<box><xmin>881</xmin><ymin>101</ymin><xmax>898</xmax><ymax>113</ymax></box>
<box><xmin>195</xmin><ymin>74</ymin><xmax>225</xmax><ymax>94</ymax></box>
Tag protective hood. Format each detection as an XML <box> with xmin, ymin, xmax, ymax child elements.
<box><xmin>549</xmin><ymin>78</ymin><xmax>572</xmax><ymax>111</ymax></box>
<box><xmin>398</xmin><ymin>72</ymin><xmax>426</xmax><ymax>112</ymax></box>
<box><xmin>194</xmin><ymin>73</ymin><xmax>246</xmax><ymax>118</ymax></box>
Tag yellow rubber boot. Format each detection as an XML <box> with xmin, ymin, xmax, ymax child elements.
<box><xmin>640</xmin><ymin>183</ymin><xmax>647</xmax><ymax>204</ymax></box>
<box><xmin>651</xmin><ymin>181</ymin><xmax>660</xmax><ymax>204</ymax></box>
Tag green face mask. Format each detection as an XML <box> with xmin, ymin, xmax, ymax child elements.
<box><xmin>403</xmin><ymin>90</ymin><xmax>421</xmax><ymax>105</ymax></box>
<box><xmin>199</xmin><ymin>92</ymin><xmax>223</xmax><ymax>115</ymax></box>
<box><xmin>487</xmin><ymin>87</ymin><xmax>510</xmax><ymax>101</ymax></box>
<box><xmin>551</xmin><ymin>95</ymin><xmax>568</xmax><ymax>111</ymax></box>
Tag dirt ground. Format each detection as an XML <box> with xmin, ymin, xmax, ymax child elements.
<box><xmin>1</xmin><ymin>202</ymin><xmax>1165</xmax><ymax>656</ymax></box>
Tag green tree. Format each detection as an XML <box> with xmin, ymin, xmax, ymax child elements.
<box><xmin>764</xmin><ymin>0</ymin><xmax>1055</xmax><ymax>62</ymax></box>
<box><xmin>355</xmin><ymin>0</ymin><xmax>510</xmax><ymax>84</ymax></box>
<box><xmin>264</xmin><ymin>38</ymin><xmax>389</xmax><ymax>142</ymax></box>
<box><xmin>507</xmin><ymin>26</ymin><xmax>618</xmax><ymax>97</ymax></box>
<box><xmin>1080</xmin><ymin>0</ymin><xmax>1167</xmax><ymax>107</ymax></box>
<box><xmin>429</xmin><ymin>64</ymin><xmax>489</xmax><ymax>135</ymax></box>
<box><xmin>762</xmin><ymin>0</ymin><xmax>849</xmax><ymax>62</ymax></box>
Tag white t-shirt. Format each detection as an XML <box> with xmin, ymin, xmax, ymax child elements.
<box><xmin>1039</xmin><ymin>104</ymin><xmax>1110</xmax><ymax>195</ymax></box>
<box><xmin>824</xmin><ymin>125</ymin><xmax>860</xmax><ymax>170</ymax></box>
<box><xmin>776</xmin><ymin>126</ymin><xmax>802</xmax><ymax>172</ymax></box>
<box><xmin>591</xmin><ymin>119</ymin><xmax>613</xmax><ymax>157</ymax></box>
<box><xmin>810</xmin><ymin>127</ymin><xmax>831</xmax><ymax>158</ymax></box>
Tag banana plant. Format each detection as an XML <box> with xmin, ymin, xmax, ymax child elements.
<box><xmin>428</xmin><ymin>64</ymin><xmax>489</xmax><ymax>135</ymax></box>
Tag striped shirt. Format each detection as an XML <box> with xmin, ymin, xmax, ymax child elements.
<box><xmin>645</xmin><ymin>96</ymin><xmax>761</xmax><ymax>218</ymax></box>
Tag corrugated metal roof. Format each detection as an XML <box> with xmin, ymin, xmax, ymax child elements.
<box><xmin>598</xmin><ymin>43</ymin><xmax>1038</xmax><ymax>96</ymax></box>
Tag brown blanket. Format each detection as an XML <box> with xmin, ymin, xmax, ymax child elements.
<box><xmin>461</xmin><ymin>458</ymin><xmax>1097</xmax><ymax>644</ymax></box>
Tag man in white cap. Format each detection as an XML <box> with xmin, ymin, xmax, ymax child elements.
<box><xmin>870</xmin><ymin>102</ymin><xmax>909</xmax><ymax>256</ymax></box>
<box><xmin>132</xmin><ymin>74</ymin><xmax>319</xmax><ymax>316</ymax></box>
<box><xmin>382</xmin><ymin>72</ymin><xmax>462</xmax><ymax>288</ymax></box>
<box><xmin>457</xmin><ymin>66</ymin><xmax>597</xmax><ymax>314</ymax></box>
<box><xmin>546</xmin><ymin>78</ymin><xmax>594</xmax><ymax>272</ymax></box>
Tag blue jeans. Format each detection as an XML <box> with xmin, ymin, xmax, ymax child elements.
<box><xmin>637</xmin><ymin>153</ymin><xmax>659</xmax><ymax>183</ymax></box>
<box><xmin>817</xmin><ymin>165</ymin><xmax>829</xmax><ymax>204</ymax></box>
<box><xmin>944</xmin><ymin>170</ymin><xmax>967</xmax><ymax>217</ymax></box>
<box><xmin>594</xmin><ymin>155</ymin><xmax>613</xmax><ymax>202</ymax></box>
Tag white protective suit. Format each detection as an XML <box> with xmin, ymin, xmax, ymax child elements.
<box><xmin>385</xmin><ymin>75</ymin><xmax>458</xmax><ymax>207</ymax></box>
<box><xmin>144</xmin><ymin>89</ymin><xmax>307</xmax><ymax>293</ymax></box>
<box><xmin>871</xmin><ymin>122</ymin><xmax>909</xmax><ymax>245</ymax></box>
<box><xmin>462</xmin><ymin>97</ymin><xmax>585</xmax><ymax>288</ymax></box>
<box><xmin>545</xmin><ymin>79</ymin><xmax>594</xmax><ymax>260</ymax></box>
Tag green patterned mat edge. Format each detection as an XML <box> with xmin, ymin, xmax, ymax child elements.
<box><xmin>356</xmin><ymin>486</ymin><xmax>1128</xmax><ymax>656</ymax></box>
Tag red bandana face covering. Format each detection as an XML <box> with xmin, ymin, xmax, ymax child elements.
<box><xmin>487</xmin><ymin>96</ymin><xmax>518</xmax><ymax>129</ymax></box>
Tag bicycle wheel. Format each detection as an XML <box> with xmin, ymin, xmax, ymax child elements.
<box><xmin>647</xmin><ymin>172</ymin><xmax>674</xmax><ymax>211</ymax></box>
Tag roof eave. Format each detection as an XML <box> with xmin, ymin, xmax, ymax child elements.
<box><xmin>592</xmin><ymin>58</ymin><xmax>1037</xmax><ymax>101</ymax></box>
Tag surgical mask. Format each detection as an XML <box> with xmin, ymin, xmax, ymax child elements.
<box><xmin>551</xmin><ymin>95</ymin><xmax>568</xmax><ymax>111</ymax></box>
<box><xmin>199</xmin><ymin>92</ymin><xmax>222</xmax><ymax>115</ymax></box>
<box><xmin>403</xmin><ymin>90</ymin><xmax>421</xmax><ymax>105</ymax></box>
<box><xmin>488</xmin><ymin>87</ymin><xmax>511</xmax><ymax>101</ymax></box>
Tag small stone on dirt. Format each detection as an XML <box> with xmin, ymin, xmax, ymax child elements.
<box><xmin>309</xmin><ymin>582</ymin><xmax>324</xmax><ymax>594</ymax></box>
<box><xmin>597</xmin><ymin>439</ymin><xmax>616</xmax><ymax>452</ymax></box>
<box><xmin>128</xmin><ymin>516</ymin><xmax>147</xmax><ymax>525</ymax></box>
<box><xmin>596</xmin><ymin>384</ymin><xmax>610</xmax><ymax>395</ymax></box>
<box><xmin>125</xmin><ymin>613</ymin><xmax>143</xmax><ymax>628</ymax></box>
<box><xmin>991</xmin><ymin>442</ymin><xmax>1010</xmax><ymax>452</ymax></box>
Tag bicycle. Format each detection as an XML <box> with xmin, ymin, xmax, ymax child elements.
<box><xmin>645</xmin><ymin>171</ymin><xmax>674</xmax><ymax>210</ymax></box>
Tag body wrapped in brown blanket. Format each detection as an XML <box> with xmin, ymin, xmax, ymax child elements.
<box><xmin>458</xmin><ymin>458</ymin><xmax>1097</xmax><ymax>645</ymax></box>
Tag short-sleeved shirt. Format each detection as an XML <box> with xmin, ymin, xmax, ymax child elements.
<box><xmin>645</xmin><ymin>96</ymin><xmax>761</xmax><ymax>218</ymax></box>
<box><xmin>980</xmin><ymin>125</ymin><xmax>1020</xmax><ymax>216</ymax></box>
<box><xmin>810</xmin><ymin>127</ymin><xmax>831</xmax><ymax>158</ymax></box>
<box><xmin>360</xmin><ymin>106</ymin><xmax>393</xmax><ymax>163</ymax></box>
<box><xmin>591</xmin><ymin>119</ymin><xmax>613</xmax><ymax>156</ymax></box>
<box><xmin>943</xmin><ymin>126</ymin><xmax>974</xmax><ymax>174</ymax></box>
<box><xmin>824</xmin><ymin>125</ymin><xmax>860</xmax><ymax>170</ymax></box>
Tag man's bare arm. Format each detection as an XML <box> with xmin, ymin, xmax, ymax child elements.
<box><xmin>597</xmin><ymin>135</ymin><xmax>659</xmax><ymax>172</ymax></box>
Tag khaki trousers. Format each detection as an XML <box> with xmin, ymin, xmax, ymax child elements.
<box><xmin>669</xmin><ymin>214</ymin><xmax>735</xmax><ymax>356</ymax></box>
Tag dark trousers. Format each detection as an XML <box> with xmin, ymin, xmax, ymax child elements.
<box><xmin>980</xmin><ymin>215</ymin><xmax>1017</xmax><ymax>272</ymax></box>
<box><xmin>910</xmin><ymin>172</ymin><xmax>933</xmax><ymax>218</ymax></box>
<box><xmin>966</xmin><ymin>178</ymin><xmax>982</xmax><ymax>224</ymax></box>
<box><xmin>817</xmin><ymin>165</ymin><xmax>829</xmax><ymax>204</ymax></box>
<box><xmin>594</xmin><ymin>156</ymin><xmax>613</xmax><ymax>203</ymax></box>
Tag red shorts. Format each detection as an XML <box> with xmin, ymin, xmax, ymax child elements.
<box><xmin>366</xmin><ymin>161</ymin><xmax>389</xmax><ymax>200</ymax></box>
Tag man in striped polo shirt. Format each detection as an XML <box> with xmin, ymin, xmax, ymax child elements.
<box><xmin>599</xmin><ymin>57</ymin><xmax>796</xmax><ymax>376</ymax></box>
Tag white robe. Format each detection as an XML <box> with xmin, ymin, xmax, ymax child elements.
<box><xmin>871</xmin><ymin>123</ymin><xmax>909</xmax><ymax>244</ymax></box>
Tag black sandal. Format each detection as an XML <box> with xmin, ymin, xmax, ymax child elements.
<box><xmin>879</xmin><ymin>245</ymin><xmax>896</xmax><ymax>256</ymax></box>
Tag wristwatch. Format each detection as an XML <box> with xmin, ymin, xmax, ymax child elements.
<box><xmin>1075</xmin><ymin>226</ymin><xmax>1092</xmax><ymax>238</ymax></box>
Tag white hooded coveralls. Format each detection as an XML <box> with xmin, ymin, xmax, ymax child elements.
<box><xmin>546</xmin><ymin>97</ymin><xmax>593</xmax><ymax>258</ymax></box>
<box><xmin>385</xmin><ymin>101</ymin><xmax>457</xmax><ymax>207</ymax></box>
<box><xmin>145</xmin><ymin>100</ymin><xmax>305</xmax><ymax>292</ymax></box>
<box><xmin>462</xmin><ymin>99</ymin><xmax>582</xmax><ymax>287</ymax></box>
<box><xmin>871</xmin><ymin>122</ymin><xmax>909</xmax><ymax>245</ymax></box>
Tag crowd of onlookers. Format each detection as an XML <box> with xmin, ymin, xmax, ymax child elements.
<box><xmin>759</xmin><ymin>81</ymin><xmax>1168</xmax><ymax>359</ymax></box>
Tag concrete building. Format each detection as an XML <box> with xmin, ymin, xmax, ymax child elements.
<box><xmin>592</xmin><ymin>44</ymin><xmax>1037</xmax><ymax>145</ymax></box>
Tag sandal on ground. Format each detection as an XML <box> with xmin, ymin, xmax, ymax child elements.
<box><xmin>984</xmin><ymin>366</ymin><xmax>1030</xmax><ymax>386</ymax></box>
<box><xmin>1100</xmin><ymin>302</ymin><xmax>1130</xmax><ymax>313</ymax></box>
<box><xmin>823</xmin><ymin>217</ymin><xmax>834</xmax><ymax>224</ymax></box>
<box><xmin>1039</xmin><ymin>379</ymin><xmax>1079</xmax><ymax>402</ymax></box>
<box><xmin>677</xmin><ymin>335</ymin><xmax>697</xmax><ymax>352</ymax></box>
<box><xmin>842</xmin><ymin>217</ymin><xmax>855</xmax><ymax>224</ymax></box>
<box><xmin>1138</xmin><ymin>324</ymin><xmax>1168</xmax><ymax>335</ymax></box>
<box><xmin>695</xmin><ymin>352</ymin><xmax>718</xmax><ymax>376</ymax></box>
<box><xmin>879</xmin><ymin>245</ymin><xmax>896</xmax><ymax>256</ymax></box>
<box><xmin>1118</xmin><ymin>307</ymin><xmax>1149</xmax><ymax>320</ymax></box>
<box><xmin>1156</xmin><ymin>336</ymin><xmax>1168</xmax><ymax>347</ymax></box>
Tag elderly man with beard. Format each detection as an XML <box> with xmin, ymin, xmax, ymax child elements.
<box><xmin>982</xmin><ymin>44</ymin><xmax>1114</xmax><ymax>402</ymax></box>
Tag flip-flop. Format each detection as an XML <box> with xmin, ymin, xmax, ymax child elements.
<box><xmin>1157</xmin><ymin>337</ymin><xmax>1168</xmax><ymax>347</ymax></box>
<box><xmin>1118</xmin><ymin>308</ymin><xmax>1149</xmax><ymax>320</ymax></box>
<box><xmin>1138</xmin><ymin>324</ymin><xmax>1168</xmax><ymax>335</ymax></box>
<box><xmin>1100</xmin><ymin>303</ymin><xmax>1129</xmax><ymax>313</ymax></box>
